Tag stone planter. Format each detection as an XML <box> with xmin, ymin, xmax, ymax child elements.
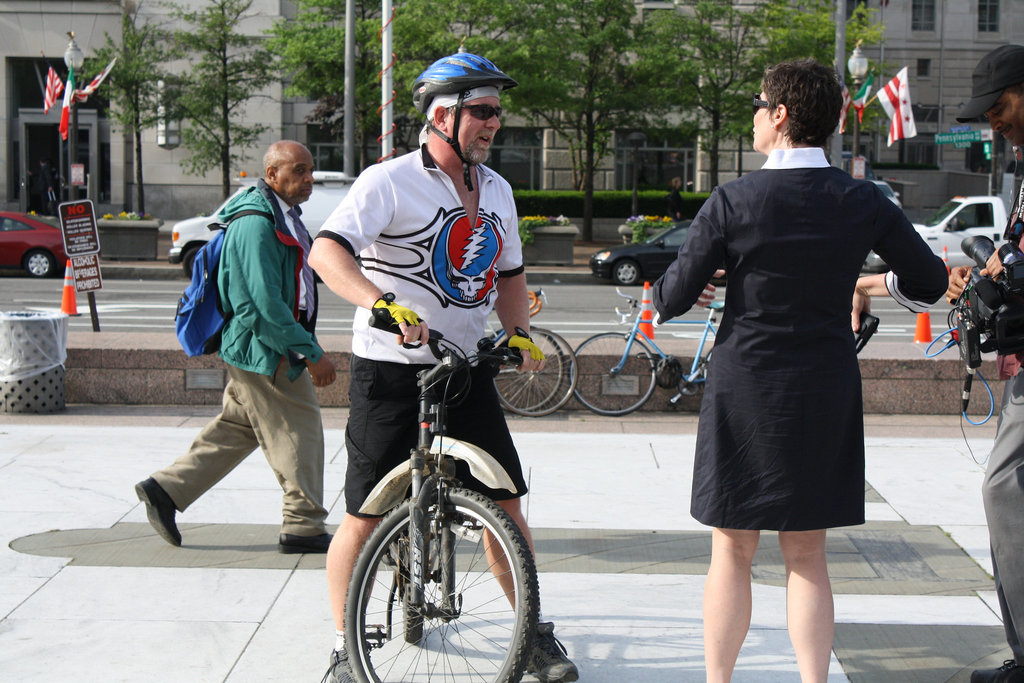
<box><xmin>522</xmin><ymin>223</ymin><xmax>580</xmax><ymax>266</ymax></box>
<box><xmin>96</xmin><ymin>218</ymin><xmax>163</xmax><ymax>261</ymax></box>
<box><xmin>618</xmin><ymin>223</ymin><xmax>633</xmax><ymax>243</ymax></box>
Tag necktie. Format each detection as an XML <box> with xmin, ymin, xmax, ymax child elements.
<box><xmin>287</xmin><ymin>207</ymin><xmax>316</xmax><ymax>316</ymax></box>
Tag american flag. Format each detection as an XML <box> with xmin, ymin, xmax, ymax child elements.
<box><xmin>43</xmin><ymin>66</ymin><xmax>63</xmax><ymax>115</ymax></box>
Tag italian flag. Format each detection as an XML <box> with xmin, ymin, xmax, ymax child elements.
<box><xmin>851</xmin><ymin>72</ymin><xmax>874</xmax><ymax>123</ymax></box>
<box><xmin>59</xmin><ymin>64</ymin><xmax>75</xmax><ymax>141</ymax></box>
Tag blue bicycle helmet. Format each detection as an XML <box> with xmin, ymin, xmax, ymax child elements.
<box><xmin>412</xmin><ymin>52</ymin><xmax>518</xmax><ymax>114</ymax></box>
<box><xmin>413</xmin><ymin>52</ymin><xmax>517</xmax><ymax>191</ymax></box>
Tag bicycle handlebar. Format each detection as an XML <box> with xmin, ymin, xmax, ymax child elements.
<box><xmin>368</xmin><ymin>311</ymin><xmax>522</xmax><ymax>388</ymax></box>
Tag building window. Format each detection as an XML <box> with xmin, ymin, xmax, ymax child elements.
<box><xmin>489</xmin><ymin>128</ymin><xmax>543</xmax><ymax>190</ymax></box>
<box><xmin>613</xmin><ymin>134</ymin><xmax>695</xmax><ymax>195</ymax></box>
<box><xmin>911</xmin><ymin>0</ymin><xmax>936</xmax><ymax>31</ymax></box>
<box><xmin>978</xmin><ymin>0</ymin><xmax>999</xmax><ymax>32</ymax></box>
<box><xmin>917</xmin><ymin>59</ymin><xmax>931</xmax><ymax>78</ymax></box>
<box><xmin>904</xmin><ymin>140</ymin><xmax>936</xmax><ymax>166</ymax></box>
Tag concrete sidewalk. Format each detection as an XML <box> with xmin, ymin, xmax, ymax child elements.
<box><xmin>0</xmin><ymin>407</ymin><xmax>1012</xmax><ymax>682</ymax></box>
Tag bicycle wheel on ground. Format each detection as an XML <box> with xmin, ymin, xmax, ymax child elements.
<box><xmin>573</xmin><ymin>332</ymin><xmax>656</xmax><ymax>416</ymax></box>
<box><xmin>494</xmin><ymin>327</ymin><xmax>578</xmax><ymax>417</ymax></box>
<box><xmin>346</xmin><ymin>488</ymin><xmax>540</xmax><ymax>683</ymax></box>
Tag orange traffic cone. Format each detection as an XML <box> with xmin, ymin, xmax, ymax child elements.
<box><xmin>60</xmin><ymin>260</ymin><xmax>79</xmax><ymax>316</ymax></box>
<box><xmin>639</xmin><ymin>281</ymin><xmax>655</xmax><ymax>339</ymax></box>
<box><xmin>913</xmin><ymin>311</ymin><xmax>932</xmax><ymax>343</ymax></box>
<box><xmin>942</xmin><ymin>246</ymin><xmax>950</xmax><ymax>273</ymax></box>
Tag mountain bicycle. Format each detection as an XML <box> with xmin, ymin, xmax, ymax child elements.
<box><xmin>491</xmin><ymin>289</ymin><xmax>578</xmax><ymax>417</ymax></box>
<box><xmin>573</xmin><ymin>288</ymin><xmax>721</xmax><ymax>416</ymax></box>
<box><xmin>345</xmin><ymin>318</ymin><xmax>540</xmax><ymax>683</ymax></box>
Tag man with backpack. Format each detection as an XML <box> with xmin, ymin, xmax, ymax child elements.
<box><xmin>135</xmin><ymin>140</ymin><xmax>337</xmax><ymax>554</ymax></box>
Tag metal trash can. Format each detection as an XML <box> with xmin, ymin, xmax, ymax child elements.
<box><xmin>0</xmin><ymin>311</ymin><xmax>68</xmax><ymax>414</ymax></box>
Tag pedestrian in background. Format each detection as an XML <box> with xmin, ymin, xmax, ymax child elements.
<box><xmin>135</xmin><ymin>140</ymin><xmax>337</xmax><ymax>555</ymax></box>
<box><xmin>30</xmin><ymin>159</ymin><xmax>57</xmax><ymax>214</ymax></box>
<box><xmin>654</xmin><ymin>59</ymin><xmax>947</xmax><ymax>682</ymax></box>
<box><xmin>666</xmin><ymin>175</ymin><xmax>685</xmax><ymax>222</ymax></box>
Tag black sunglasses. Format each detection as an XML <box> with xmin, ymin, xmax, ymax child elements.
<box><xmin>752</xmin><ymin>96</ymin><xmax>770</xmax><ymax>115</ymax></box>
<box><xmin>463</xmin><ymin>103</ymin><xmax>502</xmax><ymax>121</ymax></box>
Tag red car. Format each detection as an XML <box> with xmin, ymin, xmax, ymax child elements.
<box><xmin>0</xmin><ymin>212</ymin><xmax>68</xmax><ymax>278</ymax></box>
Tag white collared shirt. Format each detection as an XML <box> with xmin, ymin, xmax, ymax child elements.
<box><xmin>761</xmin><ymin>147</ymin><xmax>830</xmax><ymax>170</ymax></box>
<box><xmin>273</xmin><ymin>193</ymin><xmax>312</xmax><ymax>312</ymax></box>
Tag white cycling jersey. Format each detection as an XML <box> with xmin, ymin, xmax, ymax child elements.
<box><xmin>318</xmin><ymin>146</ymin><xmax>523</xmax><ymax>364</ymax></box>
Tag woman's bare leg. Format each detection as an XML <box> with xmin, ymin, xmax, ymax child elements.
<box><xmin>779</xmin><ymin>529</ymin><xmax>833</xmax><ymax>683</ymax></box>
<box><xmin>704</xmin><ymin>527</ymin><xmax>760</xmax><ymax>682</ymax></box>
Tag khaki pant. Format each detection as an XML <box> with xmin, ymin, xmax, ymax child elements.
<box><xmin>153</xmin><ymin>361</ymin><xmax>327</xmax><ymax>536</ymax></box>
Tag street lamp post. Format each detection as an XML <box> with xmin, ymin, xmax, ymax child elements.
<box><xmin>64</xmin><ymin>32</ymin><xmax>84</xmax><ymax>201</ymax></box>
<box><xmin>847</xmin><ymin>44</ymin><xmax>869</xmax><ymax>167</ymax></box>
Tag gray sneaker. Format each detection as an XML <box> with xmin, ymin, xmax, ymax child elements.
<box><xmin>321</xmin><ymin>647</ymin><xmax>354</xmax><ymax>683</ymax></box>
<box><xmin>527</xmin><ymin>621</ymin><xmax>579</xmax><ymax>683</ymax></box>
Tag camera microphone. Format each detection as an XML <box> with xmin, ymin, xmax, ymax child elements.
<box><xmin>962</xmin><ymin>367</ymin><xmax>975</xmax><ymax>413</ymax></box>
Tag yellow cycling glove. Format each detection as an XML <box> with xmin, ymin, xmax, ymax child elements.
<box><xmin>508</xmin><ymin>332</ymin><xmax>545</xmax><ymax>362</ymax></box>
<box><xmin>371</xmin><ymin>293</ymin><xmax>423</xmax><ymax>328</ymax></box>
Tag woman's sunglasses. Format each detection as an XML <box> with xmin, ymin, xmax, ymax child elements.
<box><xmin>463</xmin><ymin>104</ymin><xmax>503</xmax><ymax>121</ymax></box>
<box><xmin>752</xmin><ymin>96</ymin><xmax>770</xmax><ymax>115</ymax></box>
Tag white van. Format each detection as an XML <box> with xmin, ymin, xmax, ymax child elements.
<box><xmin>168</xmin><ymin>171</ymin><xmax>354</xmax><ymax>275</ymax></box>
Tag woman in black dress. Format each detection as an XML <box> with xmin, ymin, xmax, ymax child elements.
<box><xmin>653</xmin><ymin>60</ymin><xmax>947</xmax><ymax>682</ymax></box>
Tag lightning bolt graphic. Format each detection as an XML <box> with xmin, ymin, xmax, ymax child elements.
<box><xmin>460</xmin><ymin>225</ymin><xmax>487</xmax><ymax>269</ymax></box>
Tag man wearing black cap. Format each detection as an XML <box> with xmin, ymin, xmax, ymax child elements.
<box><xmin>947</xmin><ymin>44</ymin><xmax>1024</xmax><ymax>683</ymax></box>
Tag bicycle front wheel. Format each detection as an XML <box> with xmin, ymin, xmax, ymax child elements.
<box><xmin>573</xmin><ymin>332</ymin><xmax>656</xmax><ymax>416</ymax></box>
<box><xmin>494</xmin><ymin>327</ymin><xmax>578</xmax><ymax>417</ymax></box>
<box><xmin>346</xmin><ymin>488</ymin><xmax>540</xmax><ymax>683</ymax></box>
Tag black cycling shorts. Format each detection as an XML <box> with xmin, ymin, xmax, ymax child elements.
<box><xmin>344</xmin><ymin>355</ymin><xmax>528</xmax><ymax>517</ymax></box>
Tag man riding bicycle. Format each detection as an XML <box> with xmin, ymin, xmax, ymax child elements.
<box><xmin>309</xmin><ymin>51</ymin><xmax>579</xmax><ymax>683</ymax></box>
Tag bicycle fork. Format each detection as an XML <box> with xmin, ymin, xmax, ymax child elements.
<box><xmin>405</xmin><ymin>476</ymin><xmax>462</xmax><ymax>622</ymax></box>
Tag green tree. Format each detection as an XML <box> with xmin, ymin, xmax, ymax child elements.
<box><xmin>269</xmin><ymin>0</ymin><xmax>393</xmax><ymax>169</ymax></box>
<box><xmin>91</xmin><ymin>0</ymin><xmax>170</xmax><ymax>215</ymax></box>
<box><xmin>495</xmin><ymin>0</ymin><xmax>652</xmax><ymax>241</ymax></box>
<box><xmin>643</xmin><ymin>1</ymin><xmax>766</xmax><ymax>189</ymax></box>
<box><xmin>166</xmin><ymin>0</ymin><xmax>277</xmax><ymax>198</ymax></box>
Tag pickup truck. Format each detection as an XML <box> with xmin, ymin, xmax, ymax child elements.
<box><xmin>863</xmin><ymin>195</ymin><xmax>1008</xmax><ymax>272</ymax></box>
<box><xmin>168</xmin><ymin>171</ymin><xmax>354</xmax><ymax>275</ymax></box>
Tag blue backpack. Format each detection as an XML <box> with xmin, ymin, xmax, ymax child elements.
<box><xmin>175</xmin><ymin>209</ymin><xmax>273</xmax><ymax>356</ymax></box>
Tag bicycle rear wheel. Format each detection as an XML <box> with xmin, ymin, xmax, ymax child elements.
<box><xmin>494</xmin><ymin>327</ymin><xmax>578</xmax><ymax>417</ymax></box>
<box><xmin>346</xmin><ymin>488</ymin><xmax>539</xmax><ymax>683</ymax></box>
<box><xmin>573</xmin><ymin>332</ymin><xmax>656</xmax><ymax>416</ymax></box>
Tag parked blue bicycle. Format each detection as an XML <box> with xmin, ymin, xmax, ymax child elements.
<box><xmin>573</xmin><ymin>289</ymin><xmax>721</xmax><ymax>416</ymax></box>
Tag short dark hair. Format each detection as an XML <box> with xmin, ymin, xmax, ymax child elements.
<box><xmin>762</xmin><ymin>59</ymin><xmax>843</xmax><ymax>147</ymax></box>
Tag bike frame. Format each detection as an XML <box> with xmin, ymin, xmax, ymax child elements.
<box><xmin>357</xmin><ymin>339</ymin><xmax>522</xmax><ymax>624</ymax></box>
<box><xmin>609</xmin><ymin>291</ymin><xmax>721</xmax><ymax>389</ymax></box>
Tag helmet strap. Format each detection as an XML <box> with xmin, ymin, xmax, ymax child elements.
<box><xmin>425</xmin><ymin>90</ymin><xmax>475</xmax><ymax>192</ymax></box>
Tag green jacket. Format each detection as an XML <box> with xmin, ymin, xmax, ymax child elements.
<box><xmin>216</xmin><ymin>181</ymin><xmax>323</xmax><ymax>380</ymax></box>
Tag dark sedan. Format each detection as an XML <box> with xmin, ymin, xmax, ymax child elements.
<box><xmin>0</xmin><ymin>212</ymin><xmax>68</xmax><ymax>278</ymax></box>
<box><xmin>590</xmin><ymin>221</ymin><xmax>692</xmax><ymax>286</ymax></box>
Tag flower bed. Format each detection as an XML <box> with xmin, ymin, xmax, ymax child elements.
<box><xmin>618</xmin><ymin>215</ymin><xmax>673</xmax><ymax>243</ymax></box>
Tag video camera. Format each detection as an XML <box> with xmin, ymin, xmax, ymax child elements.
<box><xmin>956</xmin><ymin>235</ymin><xmax>1024</xmax><ymax>367</ymax></box>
